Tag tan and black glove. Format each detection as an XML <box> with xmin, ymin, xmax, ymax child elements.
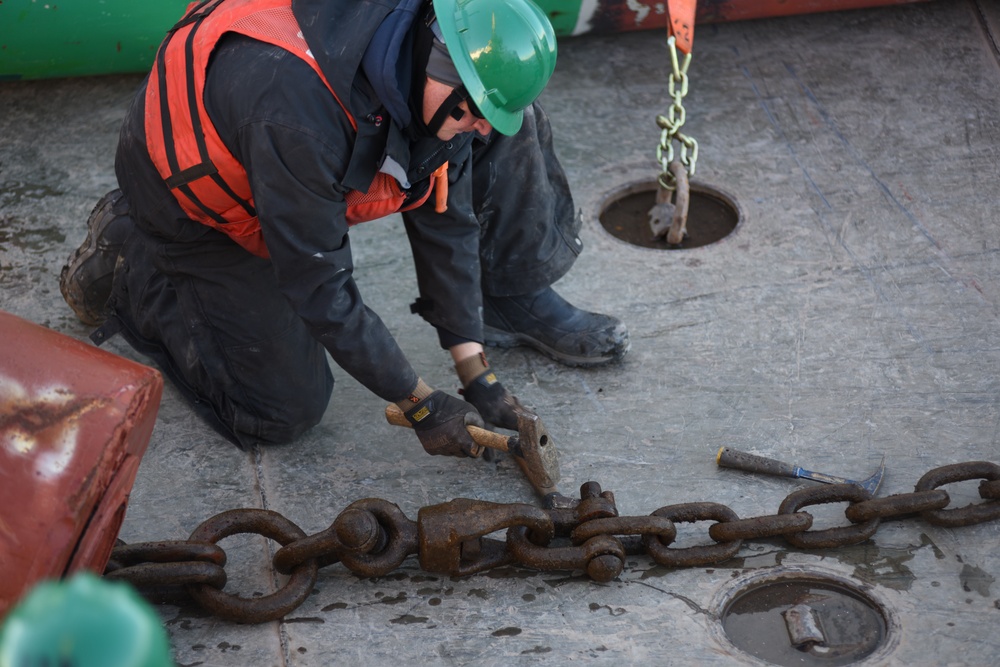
<box><xmin>400</xmin><ymin>384</ymin><xmax>484</xmax><ymax>457</ymax></box>
<box><xmin>456</xmin><ymin>353</ymin><xmax>525</xmax><ymax>431</ymax></box>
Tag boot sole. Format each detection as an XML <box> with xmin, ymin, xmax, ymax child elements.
<box><xmin>483</xmin><ymin>323</ymin><xmax>630</xmax><ymax>368</ymax></box>
<box><xmin>59</xmin><ymin>192</ymin><xmax>123</xmax><ymax>326</ymax></box>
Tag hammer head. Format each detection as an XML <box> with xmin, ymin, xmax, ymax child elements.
<box><xmin>857</xmin><ymin>455</ymin><xmax>886</xmax><ymax>495</ymax></box>
<box><xmin>510</xmin><ymin>410</ymin><xmax>560</xmax><ymax>497</ymax></box>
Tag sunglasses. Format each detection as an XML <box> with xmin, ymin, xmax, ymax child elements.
<box><xmin>448</xmin><ymin>95</ymin><xmax>484</xmax><ymax>122</ymax></box>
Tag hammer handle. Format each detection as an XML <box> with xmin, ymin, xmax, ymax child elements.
<box><xmin>384</xmin><ymin>404</ymin><xmax>511</xmax><ymax>452</ymax></box>
<box><xmin>716</xmin><ymin>447</ymin><xmax>799</xmax><ymax>479</ymax></box>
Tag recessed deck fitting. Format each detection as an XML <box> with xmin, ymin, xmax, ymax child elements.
<box><xmin>598</xmin><ymin>180</ymin><xmax>741</xmax><ymax>249</ymax></box>
<box><xmin>712</xmin><ymin>567</ymin><xmax>897</xmax><ymax>666</ymax></box>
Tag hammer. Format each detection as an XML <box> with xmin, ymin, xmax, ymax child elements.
<box><xmin>385</xmin><ymin>404</ymin><xmax>561</xmax><ymax>499</ymax></box>
<box><xmin>716</xmin><ymin>447</ymin><xmax>886</xmax><ymax>495</ymax></box>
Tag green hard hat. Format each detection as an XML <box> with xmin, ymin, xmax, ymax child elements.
<box><xmin>0</xmin><ymin>573</ymin><xmax>175</xmax><ymax>667</ymax></box>
<box><xmin>433</xmin><ymin>0</ymin><xmax>557</xmax><ymax>135</ymax></box>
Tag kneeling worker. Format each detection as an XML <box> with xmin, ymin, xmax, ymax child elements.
<box><xmin>60</xmin><ymin>0</ymin><xmax>630</xmax><ymax>457</ymax></box>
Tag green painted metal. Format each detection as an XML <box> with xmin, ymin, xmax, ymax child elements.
<box><xmin>0</xmin><ymin>0</ymin><xmax>188</xmax><ymax>80</ymax></box>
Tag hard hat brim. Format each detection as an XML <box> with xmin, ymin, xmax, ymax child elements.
<box><xmin>432</xmin><ymin>0</ymin><xmax>531</xmax><ymax>136</ymax></box>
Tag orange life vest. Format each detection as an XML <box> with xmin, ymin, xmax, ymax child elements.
<box><xmin>145</xmin><ymin>0</ymin><xmax>447</xmax><ymax>258</ymax></box>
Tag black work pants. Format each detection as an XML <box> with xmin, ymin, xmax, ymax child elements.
<box><xmin>96</xmin><ymin>103</ymin><xmax>581</xmax><ymax>447</ymax></box>
<box><xmin>471</xmin><ymin>103</ymin><xmax>581</xmax><ymax>296</ymax></box>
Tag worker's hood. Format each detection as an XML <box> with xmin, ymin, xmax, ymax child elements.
<box><xmin>292</xmin><ymin>0</ymin><xmax>426</xmax><ymax>128</ymax></box>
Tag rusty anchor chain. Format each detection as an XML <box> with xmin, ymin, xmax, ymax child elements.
<box><xmin>104</xmin><ymin>461</ymin><xmax>1000</xmax><ymax>624</ymax></box>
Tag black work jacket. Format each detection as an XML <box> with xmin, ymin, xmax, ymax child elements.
<box><xmin>115</xmin><ymin>0</ymin><xmax>482</xmax><ymax>403</ymax></box>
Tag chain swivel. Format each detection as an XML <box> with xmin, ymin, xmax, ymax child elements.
<box><xmin>417</xmin><ymin>498</ymin><xmax>552</xmax><ymax>577</ymax></box>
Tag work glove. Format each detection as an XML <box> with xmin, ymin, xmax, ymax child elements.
<box><xmin>404</xmin><ymin>390</ymin><xmax>485</xmax><ymax>458</ymax></box>
<box><xmin>456</xmin><ymin>353</ymin><xmax>526</xmax><ymax>431</ymax></box>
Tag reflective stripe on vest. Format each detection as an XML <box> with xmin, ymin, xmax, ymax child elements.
<box><xmin>145</xmin><ymin>0</ymin><xmax>442</xmax><ymax>258</ymax></box>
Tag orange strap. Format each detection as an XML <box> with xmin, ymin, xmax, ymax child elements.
<box><xmin>667</xmin><ymin>0</ymin><xmax>696</xmax><ymax>54</ymax></box>
<box><xmin>433</xmin><ymin>162</ymin><xmax>449</xmax><ymax>213</ymax></box>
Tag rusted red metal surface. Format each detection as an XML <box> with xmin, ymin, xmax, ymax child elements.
<box><xmin>696</xmin><ymin>0</ymin><xmax>932</xmax><ymax>23</ymax></box>
<box><xmin>561</xmin><ymin>0</ymin><xmax>934</xmax><ymax>35</ymax></box>
<box><xmin>0</xmin><ymin>311</ymin><xmax>163</xmax><ymax>618</ymax></box>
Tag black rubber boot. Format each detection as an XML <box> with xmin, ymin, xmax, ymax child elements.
<box><xmin>483</xmin><ymin>287</ymin><xmax>630</xmax><ymax>367</ymax></box>
<box><xmin>59</xmin><ymin>189</ymin><xmax>133</xmax><ymax>326</ymax></box>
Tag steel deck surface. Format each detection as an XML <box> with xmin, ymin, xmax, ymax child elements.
<box><xmin>1</xmin><ymin>1</ymin><xmax>998</xmax><ymax>664</ymax></box>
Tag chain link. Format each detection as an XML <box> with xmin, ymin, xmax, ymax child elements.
<box><xmin>656</xmin><ymin>35</ymin><xmax>699</xmax><ymax>191</ymax></box>
<box><xmin>107</xmin><ymin>460</ymin><xmax>1000</xmax><ymax>624</ymax></box>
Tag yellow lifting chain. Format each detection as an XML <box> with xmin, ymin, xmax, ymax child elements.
<box><xmin>650</xmin><ymin>20</ymin><xmax>699</xmax><ymax>245</ymax></box>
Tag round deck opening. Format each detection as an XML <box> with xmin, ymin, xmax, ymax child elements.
<box><xmin>598</xmin><ymin>180</ymin><xmax>740</xmax><ymax>249</ymax></box>
<box><xmin>713</xmin><ymin>568</ymin><xmax>895</xmax><ymax>666</ymax></box>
